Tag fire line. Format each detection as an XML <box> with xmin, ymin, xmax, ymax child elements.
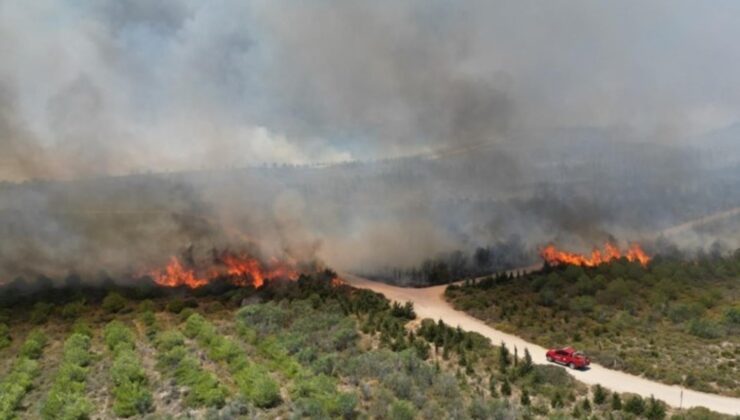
<box><xmin>146</xmin><ymin>252</ymin><xmax>299</xmax><ymax>289</ymax></box>
<box><xmin>540</xmin><ymin>243</ymin><xmax>650</xmax><ymax>267</ymax></box>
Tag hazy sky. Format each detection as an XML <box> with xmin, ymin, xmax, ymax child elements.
<box><xmin>2</xmin><ymin>0</ymin><xmax>740</xmax><ymax>181</ymax></box>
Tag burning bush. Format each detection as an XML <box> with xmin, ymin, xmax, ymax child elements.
<box><xmin>540</xmin><ymin>242</ymin><xmax>650</xmax><ymax>267</ymax></box>
<box><xmin>145</xmin><ymin>250</ymin><xmax>301</xmax><ymax>289</ymax></box>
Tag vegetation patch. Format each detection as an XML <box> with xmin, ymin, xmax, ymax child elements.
<box><xmin>0</xmin><ymin>329</ymin><xmax>46</xmax><ymax>418</ymax></box>
<box><xmin>446</xmin><ymin>254</ymin><xmax>740</xmax><ymax>396</ymax></box>
<box><xmin>104</xmin><ymin>320</ymin><xmax>153</xmax><ymax>417</ymax></box>
<box><xmin>40</xmin><ymin>331</ymin><xmax>94</xmax><ymax>419</ymax></box>
<box><xmin>154</xmin><ymin>329</ymin><xmax>229</xmax><ymax>408</ymax></box>
<box><xmin>0</xmin><ymin>270</ymin><xmax>733</xmax><ymax>418</ymax></box>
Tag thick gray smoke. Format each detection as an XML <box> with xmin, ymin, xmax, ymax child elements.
<box><xmin>1</xmin><ymin>1</ymin><xmax>740</xmax><ymax>282</ymax></box>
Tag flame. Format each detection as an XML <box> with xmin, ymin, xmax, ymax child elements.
<box><xmin>219</xmin><ymin>253</ymin><xmax>299</xmax><ymax>288</ymax></box>
<box><xmin>540</xmin><ymin>242</ymin><xmax>650</xmax><ymax>267</ymax></box>
<box><xmin>149</xmin><ymin>256</ymin><xmax>211</xmax><ymax>288</ymax></box>
<box><xmin>146</xmin><ymin>252</ymin><xmax>299</xmax><ymax>289</ymax></box>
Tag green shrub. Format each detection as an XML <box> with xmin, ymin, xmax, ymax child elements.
<box><xmin>183</xmin><ymin>313</ymin><xmax>209</xmax><ymax>339</ymax></box>
<box><xmin>62</xmin><ymin>333</ymin><xmax>92</xmax><ymax>367</ymax></box>
<box><xmin>102</xmin><ymin>292</ymin><xmax>127</xmax><ymax>313</ymax></box>
<box><xmin>111</xmin><ymin>350</ymin><xmax>147</xmax><ymax>386</ymax></box>
<box><xmin>723</xmin><ymin>305</ymin><xmax>740</xmax><ymax>325</ymax></box>
<box><xmin>679</xmin><ymin>406</ymin><xmax>728</xmax><ymax>419</ymax></box>
<box><xmin>645</xmin><ymin>395</ymin><xmax>666</xmax><ymax>420</ymax></box>
<box><xmin>174</xmin><ymin>357</ymin><xmax>228</xmax><ymax>408</ymax></box>
<box><xmin>389</xmin><ymin>400</ymin><xmax>416</xmax><ymax>420</ymax></box>
<box><xmin>668</xmin><ymin>303</ymin><xmax>705</xmax><ymax>324</ymax></box>
<box><xmin>624</xmin><ymin>395</ymin><xmax>645</xmax><ymax>415</ymax></box>
<box><xmin>61</xmin><ymin>301</ymin><xmax>85</xmax><ymax>319</ymax></box>
<box><xmin>530</xmin><ymin>365</ymin><xmax>572</xmax><ymax>387</ymax></box>
<box><xmin>137</xmin><ymin>299</ymin><xmax>156</xmax><ymax>313</ymax></box>
<box><xmin>0</xmin><ymin>351</ymin><xmax>41</xmax><ymax>418</ymax></box>
<box><xmin>687</xmin><ymin>318</ymin><xmax>725</xmax><ymax>339</ymax></box>
<box><xmin>166</xmin><ymin>298</ymin><xmax>187</xmax><ymax>314</ymax></box>
<box><xmin>569</xmin><ymin>296</ymin><xmax>596</xmax><ymax>313</ymax></box>
<box><xmin>178</xmin><ymin>307</ymin><xmax>196</xmax><ymax>322</ymax></box>
<box><xmin>140</xmin><ymin>310</ymin><xmax>156</xmax><ymax>326</ymax></box>
<box><xmin>112</xmin><ymin>380</ymin><xmax>153</xmax><ymax>418</ymax></box>
<box><xmin>109</xmin><ymin>341</ymin><xmax>152</xmax><ymax>418</ymax></box>
<box><xmin>40</xmin><ymin>333</ymin><xmax>93</xmax><ymax>420</ymax></box>
<box><xmin>236</xmin><ymin>303</ymin><xmax>288</xmax><ymax>335</ymax></box>
<box><xmin>335</xmin><ymin>392</ymin><xmax>358</xmax><ymax>419</ymax></box>
<box><xmin>30</xmin><ymin>302</ymin><xmax>54</xmax><ymax>324</ymax></box>
<box><xmin>597</xmin><ymin>279</ymin><xmax>631</xmax><ymax>306</ymax></box>
<box><xmin>156</xmin><ymin>330</ymin><xmax>185</xmax><ymax>352</ymax></box>
<box><xmin>71</xmin><ymin>320</ymin><xmax>93</xmax><ymax>338</ymax></box>
<box><xmin>243</xmin><ymin>367</ymin><xmax>281</xmax><ymax>408</ymax></box>
<box><xmin>154</xmin><ymin>328</ymin><xmax>228</xmax><ymax>409</ymax></box>
<box><xmin>104</xmin><ymin>321</ymin><xmax>136</xmax><ymax>353</ymax></box>
<box><xmin>50</xmin><ymin>393</ymin><xmax>92</xmax><ymax>420</ymax></box>
<box><xmin>19</xmin><ymin>329</ymin><xmax>47</xmax><ymax>359</ymax></box>
<box><xmin>186</xmin><ymin>313</ymin><xmax>285</xmax><ymax>408</ymax></box>
<box><xmin>290</xmin><ymin>374</ymin><xmax>352</xmax><ymax>415</ymax></box>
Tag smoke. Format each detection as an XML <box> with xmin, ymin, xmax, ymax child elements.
<box><xmin>1</xmin><ymin>1</ymin><xmax>740</xmax><ymax>282</ymax></box>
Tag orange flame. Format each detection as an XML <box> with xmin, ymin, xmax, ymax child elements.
<box><xmin>219</xmin><ymin>253</ymin><xmax>299</xmax><ymax>288</ymax></box>
<box><xmin>540</xmin><ymin>242</ymin><xmax>650</xmax><ymax>267</ymax></box>
<box><xmin>149</xmin><ymin>256</ymin><xmax>211</xmax><ymax>288</ymax></box>
<box><xmin>146</xmin><ymin>252</ymin><xmax>299</xmax><ymax>289</ymax></box>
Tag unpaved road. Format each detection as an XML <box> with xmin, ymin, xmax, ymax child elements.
<box><xmin>344</xmin><ymin>274</ymin><xmax>740</xmax><ymax>415</ymax></box>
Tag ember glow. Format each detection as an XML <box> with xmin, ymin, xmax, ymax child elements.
<box><xmin>146</xmin><ymin>252</ymin><xmax>299</xmax><ymax>288</ymax></box>
<box><xmin>540</xmin><ymin>243</ymin><xmax>651</xmax><ymax>267</ymax></box>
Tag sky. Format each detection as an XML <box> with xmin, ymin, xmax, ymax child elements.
<box><xmin>2</xmin><ymin>0</ymin><xmax>740</xmax><ymax>181</ymax></box>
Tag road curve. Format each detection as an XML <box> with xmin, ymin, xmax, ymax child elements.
<box><xmin>343</xmin><ymin>274</ymin><xmax>740</xmax><ymax>416</ymax></box>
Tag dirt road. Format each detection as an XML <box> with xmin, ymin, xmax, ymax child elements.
<box><xmin>344</xmin><ymin>274</ymin><xmax>740</xmax><ymax>415</ymax></box>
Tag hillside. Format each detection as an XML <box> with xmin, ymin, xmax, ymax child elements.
<box><xmin>445</xmin><ymin>254</ymin><xmax>740</xmax><ymax>398</ymax></box>
<box><xmin>1</xmin><ymin>272</ymin><xmax>730</xmax><ymax>419</ymax></box>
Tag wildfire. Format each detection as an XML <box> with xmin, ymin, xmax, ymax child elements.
<box><xmin>540</xmin><ymin>242</ymin><xmax>651</xmax><ymax>267</ymax></box>
<box><xmin>218</xmin><ymin>253</ymin><xmax>299</xmax><ymax>288</ymax></box>
<box><xmin>146</xmin><ymin>252</ymin><xmax>299</xmax><ymax>289</ymax></box>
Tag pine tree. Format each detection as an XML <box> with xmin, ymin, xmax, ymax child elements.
<box><xmin>593</xmin><ymin>384</ymin><xmax>606</xmax><ymax>404</ymax></box>
<box><xmin>500</xmin><ymin>378</ymin><xmax>511</xmax><ymax>396</ymax></box>
<box><xmin>611</xmin><ymin>392</ymin><xmax>622</xmax><ymax>410</ymax></box>
<box><xmin>520</xmin><ymin>388</ymin><xmax>530</xmax><ymax>406</ymax></box>
<box><xmin>571</xmin><ymin>404</ymin><xmax>582</xmax><ymax>418</ymax></box>
<box><xmin>645</xmin><ymin>395</ymin><xmax>666</xmax><ymax>420</ymax></box>
<box><xmin>581</xmin><ymin>397</ymin><xmax>591</xmax><ymax>413</ymax></box>
<box><xmin>519</xmin><ymin>348</ymin><xmax>533</xmax><ymax>376</ymax></box>
<box><xmin>499</xmin><ymin>342</ymin><xmax>510</xmax><ymax>373</ymax></box>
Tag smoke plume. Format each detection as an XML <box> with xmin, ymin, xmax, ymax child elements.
<box><xmin>1</xmin><ymin>1</ymin><xmax>740</xmax><ymax>282</ymax></box>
